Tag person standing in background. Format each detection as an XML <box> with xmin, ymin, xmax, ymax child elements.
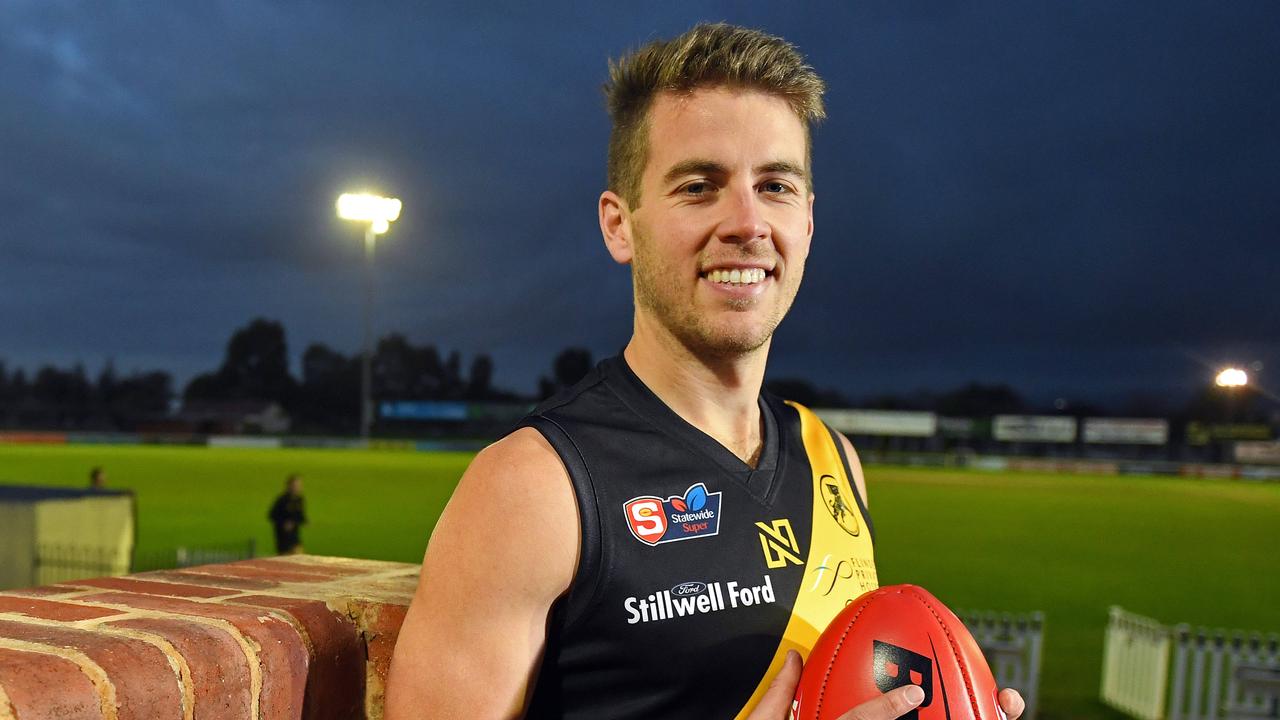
<box><xmin>269</xmin><ymin>473</ymin><xmax>306</xmax><ymax>554</ymax></box>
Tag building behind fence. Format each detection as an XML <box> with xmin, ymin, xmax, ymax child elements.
<box><xmin>1103</xmin><ymin>606</ymin><xmax>1280</xmax><ymax>720</ymax></box>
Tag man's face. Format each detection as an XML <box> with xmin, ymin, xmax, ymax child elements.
<box><xmin>624</xmin><ymin>87</ymin><xmax>814</xmax><ymax>358</ymax></box>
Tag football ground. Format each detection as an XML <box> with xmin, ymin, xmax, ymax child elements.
<box><xmin>1</xmin><ymin>443</ymin><xmax>1276</xmax><ymax>719</ymax></box>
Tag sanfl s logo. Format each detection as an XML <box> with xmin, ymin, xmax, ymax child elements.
<box><xmin>755</xmin><ymin>518</ymin><xmax>802</xmax><ymax>569</ymax></box>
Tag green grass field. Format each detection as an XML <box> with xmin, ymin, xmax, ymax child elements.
<box><xmin>2</xmin><ymin>443</ymin><xmax>1277</xmax><ymax>719</ymax></box>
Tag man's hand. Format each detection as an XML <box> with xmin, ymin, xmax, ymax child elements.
<box><xmin>748</xmin><ymin>651</ymin><xmax>1026</xmax><ymax>720</ymax></box>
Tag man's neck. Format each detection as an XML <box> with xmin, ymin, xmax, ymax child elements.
<box><xmin>623</xmin><ymin>322</ymin><xmax>770</xmax><ymax>467</ymax></box>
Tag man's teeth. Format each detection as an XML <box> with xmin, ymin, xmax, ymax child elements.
<box><xmin>705</xmin><ymin>268</ymin><xmax>767</xmax><ymax>285</ymax></box>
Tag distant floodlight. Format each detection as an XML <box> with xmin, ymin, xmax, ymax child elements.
<box><xmin>337</xmin><ymin>193</ymin><xmax>401</xmax><ymax>234</ymax></box>
<box><xmin>1215</xmin><ymin>367</ymin><xmax>1248</xmax><ymax>388</ymax></box>
<box><xmin>336</xmin><ymin>190</ymin><xmax>404</xmax><ymax>441</ymax></box>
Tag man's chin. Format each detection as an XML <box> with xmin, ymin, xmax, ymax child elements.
<box><xmin>679</xmin><ymin>325</ymin><xmax>774</xmax><ymax>359</ymax></box>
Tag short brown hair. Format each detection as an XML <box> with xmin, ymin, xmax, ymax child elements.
<box><xmin>604</xmin><ymin>23</ymin><xmax>826</xmax><ymax>208</ymax></box>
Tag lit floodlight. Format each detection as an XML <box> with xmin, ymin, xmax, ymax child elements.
<box><xmin>337</xmin><ymin>193</ymin><xmax>402</xmax><ymax>233</ymax></box>
<box><xmin>1215</xmin><ymin>367</ymin><xmax>1248</xmax><ymax>388</ymax></box>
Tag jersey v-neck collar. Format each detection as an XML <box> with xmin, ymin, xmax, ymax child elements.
<box><xmin>604</xmin><ymin>355</ymin><xmax>781</xmax><ymax>503</ymax></box>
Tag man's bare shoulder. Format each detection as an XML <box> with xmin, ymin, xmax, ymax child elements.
<box><xmin>472</xmin><ymin>426</ymin><xmax>568</xmax><ymax>482</ymax></box>
<box><xmin>835</xmin><ymin>430</ymin><xmax>869</xmax><ymax>508</ymax></box>
<box><xmin>422</xmin><ymin>422</ymin><xmax>578</xmax><ymax>591</ymax></box>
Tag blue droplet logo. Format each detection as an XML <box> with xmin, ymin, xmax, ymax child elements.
<box><xmin>686</xmin><ymin>484</ymin><xmax>708</xmax><ymax>512</ymax></box>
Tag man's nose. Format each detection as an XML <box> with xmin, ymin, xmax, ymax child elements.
<box><xmin>715</xmin><ymin>187</ymin><xmax>769</xmax><ymax>244</ymax></box>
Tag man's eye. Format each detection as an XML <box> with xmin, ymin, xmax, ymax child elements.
<box><xmin>682</xmin><ymin>181</ymin><xmax>712</xmax><ymax>195</ymax></box>
<box><xmin>762</xmin><ymin>181</ymin><xmax>791</xmax><ymax>194</ymax></box>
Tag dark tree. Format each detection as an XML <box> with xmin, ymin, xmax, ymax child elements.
<box><xmin>467</xmin><ymin>354</ymin><xmax>494</xmax><ymax>400</ymax></box>
<box><xmin>764</xmin><ymin>378</ymin><xmax>850</xmax><ymax>407</ymax></box>
<box><xmin>375</xmin><ymin>334</ymin><xmax>420</xmax><ymax>399</ymax></box>
<box><xmin>539</xmin><ymin>348</ymin><xmax>593</xmax><ymax>399</ymax></box>
<box><xmin>114</xmin><ymin>371</ymin><xmax>172</xmax><ymax>416</ymax></box>
<box><xmin>442</xmin><ymin>350</ymin><xmax>464</xmax><ymax>399</ymax></box>
<box><xmin>296</xmin><ymin>342</ymin><xmax>359</xmax><ymax>431</ymax></box>
<box><xmin>935</xmin><ymin>383</ymin><xmax>1026</xmax><ymax>417</ymax></box>
<box><xmin>185</xmin><ymin>318</ymin><xmax>297</xmax><ymax>406</ymax></box>
<box><xmin>1184</xmin><ymin>385</ymin><xmax>1267</xmax><ymax>424</ymax></box>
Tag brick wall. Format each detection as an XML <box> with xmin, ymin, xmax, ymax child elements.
<box><xmin>0</xmin><ymin>555</ymin><xmax>418</xmax><ymax>720</ymax></box>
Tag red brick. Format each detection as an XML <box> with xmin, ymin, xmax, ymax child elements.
<box><xmin>344</xmin><ymin>600</ymin><xmax>410</xmax><ymax>684</ymax></box>
<box><xmin>234</xmin><ymin>595</ymin><xmax>365</xmax><ymax>720</ymax></box>
<box><xmin>75</xmin><ymin>591</ymin><xmax>307</xmax><ymax>720</ymax></box>
<box><xmin>176</xmin><ymin>563</ymin><xmax>337</xmax><ymax>584</ymax></box>
<box><xmin>0</xmin><ymin>620</ymin><xmax>181</xmax><ymax>720</ymax></box>
<box><xmin>0</xmin><ymin>646</ymin><xmax>103</xmax><ymax>720</ymax></box>
<box><xmin>276</xmin><ymin>556</ymin><xmax>413</xmax><ymax>574</ymax></box>
<box><xmin>0</xmin><ymin>596</ymin><xmax>124</xmax><ymax>622</ymax></box>
<box><xmin>228</xmin><ymin>558</ymin><xmax>373</xmax><ymax>579</ymax></box>
<box><xmin>138</xmin><ymin>568</ymin><xmax>281</xmax><ymax>591</ymax></box>
<box><xmin>109</xmin><ymin>617</ymin><xmax>252</xmax><ymax>720</ymax></box>
<box><xmin>67</xmin><ymin>576</ymin><xmax>235</xmax><ymax>599</ymax></box>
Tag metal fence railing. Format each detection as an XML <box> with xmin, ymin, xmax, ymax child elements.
<box><xmin>32</xmin><ymin>540</ymin><xmax>256</xmax><ymax>586</ymax></box>
<box><xmin>961</xmin><ymin>610</ymin><xmax>1045</xmax><ymax>720</ymax></box>
<box><xmin>1102</xmin><ymin>606</ymin><xmax>1280</xmax><ymax>720</ymax></box>
<box><xmin>32</xmin><ymin>544</ymin><xmax>131</xmax><ymax>586</ymax></box>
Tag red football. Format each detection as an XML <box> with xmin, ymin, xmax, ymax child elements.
<box><xmin>792</xmin><ymin>584</ymin><xmax>1005</xmax><ymax>720</ymax></box>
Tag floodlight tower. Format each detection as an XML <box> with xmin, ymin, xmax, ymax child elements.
<box><xmin>336</xmin><ymin>192</ymin><xmax>402</xmax><ymax>440</ymax></box>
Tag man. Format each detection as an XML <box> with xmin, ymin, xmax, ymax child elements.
<box><xmin>268</xmin><ymin>473</ymin><xmax>306</xmax><ymax>554</ymax></box>
<box><xmin>387</xmin><ymin>24</ymin><xmax>1025</xmax><ymax>719</ymax></box>
<box><xmin>88</xmin><ymin>466</ymin><xmax>106</xmax><ymax>490</ymax></box>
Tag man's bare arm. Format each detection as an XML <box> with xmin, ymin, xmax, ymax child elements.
<box><xmin>385</xmin><ymin>428</ymin><xmax>579</xmax><ymax>719</ymax></box>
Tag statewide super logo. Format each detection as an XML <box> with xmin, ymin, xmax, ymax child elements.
<box><xmin>623</xmin><ymin>483</ymin><xmax>723</xmax><ymax>546</ymax></box>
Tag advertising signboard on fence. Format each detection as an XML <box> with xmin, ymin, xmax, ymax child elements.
<box><xmin>938</xmin><ymin>416</ymin><xmax>978</xmax><ymax>438</ymax></box>
<box><xmin>993</xmin><ymin>415</ymin><xmax>1077</xmax><ymax>443</ymax></box>
<box><xmin>1083</xmin><ymin>418</ymin><xmax>1169</xmax><ymax>445</ymax></box>
<box><xmin>1235</xmin><ymin>441</ymin><xmax>1280</xmax><ymax>464</ymax></box>
<box><xmin>379</xmin><ymin>401</ymin><xmax>532</xmax><ymax>422</ymax></box>
<box><xmin>379</xmin><ymin>401</ymin><xmax>469</xmax><ymax>421</ymax></box>
<box><xmin>814</xmin><ymin>409</ymin><xmax>937</xmax><ymax>437</ymax></box>
<box><xmin>1186</xmin><ymin>422</ymin><xmax>1272</xmax><ymax>445</ymax></box>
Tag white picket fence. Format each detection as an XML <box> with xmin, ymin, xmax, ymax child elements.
<box><xmin>1102</xmin><ymin>606</ymin><xmax>1280</xmax><ymax>720</ymax></box>
<box><xmin>961</xmin><ymin>610</ymin><xmax>1045</xmax><ymax>720</ymax></box>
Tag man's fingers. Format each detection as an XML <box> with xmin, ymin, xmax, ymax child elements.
<box><xmin>998</xmin><ymin>688</ymin><xmax>1026</xmax><ymax>720</ymax></box>
<box><xmin>746</xmin><ymin>650</ymin><xmax>802</xmax><ymax>720</ymax></box>
<box><xmin>835</xmin><ymin>684</ymin><xmax>925</xmax><ymax>720</ymax></box>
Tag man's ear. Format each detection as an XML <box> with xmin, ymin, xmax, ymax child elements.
<box><xmin>807</xmin><ymin>191</ymin><xmax>815</xmax><ymax>242</ymax></box>
<box><xmin>599</xmin><ymin>190</ymin><xmax>633</xmax><ymax>265</ymax></box>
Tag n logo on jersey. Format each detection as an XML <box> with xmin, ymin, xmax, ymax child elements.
<box><xmin>624</xmin><ymin>483</ymin><xmax>723</xmax><ymax>546</ymax></box>
<box><xmin>756</xmin><ymin>518</ymin><xmax>803</xmax><ymax>569</ymax></box>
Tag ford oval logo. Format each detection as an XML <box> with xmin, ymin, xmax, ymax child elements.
<box><xmin>671</xmin><ymin>581</ymin><xmax>706</xmax><ymax>597</ymax></box>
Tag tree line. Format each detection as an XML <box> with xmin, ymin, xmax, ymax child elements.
<box><xmin>0</xmin><ymin>317</ymin><xmax>1269</xmax><ymax>432</ymax></box>
<box><xmin>0</xmin><ymin>318</ymin><xmax>599</xmax><ymax>433</ymax></box>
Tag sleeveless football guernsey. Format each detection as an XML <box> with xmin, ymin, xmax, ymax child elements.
<box><xmin>519</xmin><ymin>356</ymin><xmax>878</xmax><ymax>719</ymax></box>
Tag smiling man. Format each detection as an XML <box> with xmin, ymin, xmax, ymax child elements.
<box><xmin>386</xmin><ymin>24</ymin><xmax>1024</xmax><ymax>720</ymax></box>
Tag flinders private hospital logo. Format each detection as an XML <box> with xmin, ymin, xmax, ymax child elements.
<box><xmin>623</xmin><ymin>483</ymin><xmax>723</xmax><ymax>546</ymax></box>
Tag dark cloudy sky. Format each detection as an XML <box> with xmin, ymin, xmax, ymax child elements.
<box><xmin>3</xmin><ymin>1</ymin><xmax>1277</xmax><ymax>407</ymax></box>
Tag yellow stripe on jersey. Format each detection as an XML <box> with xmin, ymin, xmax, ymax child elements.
<box><xmin>734</xmin><ymin>402</ymin><xmax>879</xmax><ymax>718</ymax></box>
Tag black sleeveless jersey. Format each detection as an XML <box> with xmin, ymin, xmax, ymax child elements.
<box><xmin>517</xmin><ymin>356</ymin><xmax>879</xmax><ymax>719</ymax></box>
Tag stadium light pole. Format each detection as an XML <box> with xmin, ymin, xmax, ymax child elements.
<box><xmin>336</xmin><ymin>193</ymin><xmax>402</xmax><ymax>441</ymax></box>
